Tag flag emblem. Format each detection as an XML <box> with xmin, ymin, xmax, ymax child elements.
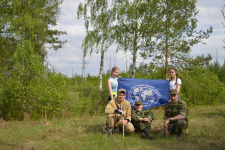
<box><xmin>118</xmin><ymin>78</ymin><xmax>169</xmax><ymax>109</ymax></box>
<box><xmin>128</xmin><ymin>84</ymin><xmax>161</xmax><ymax>108</ymax></box>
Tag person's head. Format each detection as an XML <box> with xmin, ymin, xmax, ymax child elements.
<box><xmin>170</xmin><ymin>67</ymin><xmax>178</xmax><ymax>79</ymax></box>
<box><xmin>117</xmin><ymin>89</ymin><xmax>126</xmax><ymax>103</ymax></box>
<box><xmin>134</xmin><ymin>100</ymin><xmax>143</xmax><ymax>112</ymax></box>
<box><xmin>110</xmin><ymin>67</ymin><xmax>119</xmax><ymax>77</ymax></box>
<box><xmin>169</xmin><ymin>89</ymin><xmax>178</xmax><ymax>102</ymax></box>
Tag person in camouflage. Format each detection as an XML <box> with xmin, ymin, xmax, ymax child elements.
<box><xmin>162</xmin><ymin>89</ymin><xmax>188</xmax><ymax>140</ymax></box>
<box><xmin>131</xmin><ymin>100</ymin><xmax>154</xmax><ymax>139</ymax></box>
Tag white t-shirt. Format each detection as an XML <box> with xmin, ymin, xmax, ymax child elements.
<box><xmin>170</xmin><ymin>78</ymin><xmax>182</xmax><ymax>90</ymax></box>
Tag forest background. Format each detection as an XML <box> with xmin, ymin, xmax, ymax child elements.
<box><xmin>0</xmin><ymin>0</ymin><xmax>225</xmax><ymax>121</ymax></box>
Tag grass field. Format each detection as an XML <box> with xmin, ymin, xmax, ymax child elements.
<box><xmin>0</xmin><ymin>105</ymin><xmax>225</xmax><ymax>150</ymax></box>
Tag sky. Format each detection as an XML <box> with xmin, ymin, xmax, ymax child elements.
<box><xmin>46</xmin><ymin>0</ymin><xmax>225</xmax><ymax>77</ymax></box>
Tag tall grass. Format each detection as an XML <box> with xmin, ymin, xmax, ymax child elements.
<box><xmin>0</xmin><ymin>105</ymin><xmax>224</xmax><ymax>150</ymax></box>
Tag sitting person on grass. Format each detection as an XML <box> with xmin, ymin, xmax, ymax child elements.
<box><xmin>160</xmin><ymin>89</ymin><xmax>188</xmax><ymax>140</ymax></box>
<box><xmin>105</xmin><ymin>89</ymin><xmax>135</xmax><ymax>137</ymax></box>
<box><xmin>131</xmin><ymin>100</ymin><xmax>154</xmax><ymax>139</ymax></box>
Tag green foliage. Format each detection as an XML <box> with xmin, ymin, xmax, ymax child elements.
<box><xmin>66</xmin><ymin>74</ymin><xmax>110</xmax><ymax>116</ymax></box>
<box><xmin>0</xmin><ymin>41</ymin><xmax>68</xmax><ymax>120</ymax></box>
<box><xmin>149</xmin><ymin>0</ymin><xmax>213</xmax><ymax>76</ymax></box>
<box><xmin>0</xmin><ymin>0</ymin><xmax>66</xmax><ymax>62</ymax></box>
<box><xmin>208</xmin><ymin>60</ymin><xmax>225</xmax><ymax>85</ymax></box>
<box><xmin>181</xmin><ymin>67</ymin><xmax>225</xmax><ymax>105</ymax></box>
<box><xmin>113</xmin><ymin>0</ymin><xmax>161</xmax><ymax>78</ymax></box>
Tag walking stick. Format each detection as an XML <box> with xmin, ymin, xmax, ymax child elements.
<box><xmin>121</xmin><ymin>103</ymin><xmax>124</xmax><ymax>139</ymax></box>
<box><xmin>123</xmin><ymin>117</ymin><xmax>124</xmax><ymax>139</ymax></box>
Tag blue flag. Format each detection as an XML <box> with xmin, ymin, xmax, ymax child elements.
<box><xmin>118</xmin><ymin>78</ymin><xmax>170</xmax><ymax>109</ymax></box>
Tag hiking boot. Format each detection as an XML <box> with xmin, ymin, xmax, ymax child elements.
<box><xmin>143</xmin><ymin>128</ymin><xmax>154</xmax><ymax>139</ymax></box>
<box><xmin>108</xmin><ymin>128</ymin><xmax>113</xmax><ymax>138</ymax></box>
<box><xmin>141</xmin><ymin>132</ymin><xmax>147</xmax><ymax>138</ymax></box>
<box><xmin>177</xmin><ymin>133</ymin><xmax>183</xmax><ymax>141</ymax></box>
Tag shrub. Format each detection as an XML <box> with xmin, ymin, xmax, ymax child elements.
<box><xmin>181</xmin><ymin>67</ymin><xmax>225</xmax><ymax>105</ymax></box>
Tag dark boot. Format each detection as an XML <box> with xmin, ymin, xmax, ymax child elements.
<box><xmin>142</xmin><ymin>128</ymin><xmax>154</xmax><ymax>139</ymax></box>
<box><xmin>107</xmin><ymin>128</ymin><xmax>113</xmax><ymax>138</ymax></box>
<box><xmin>177</xmin><ymin>133</ymin><xmax>183</xmax><ymax>141</ymax></box>
<box><xmin>141</xmin><ymin>132</ymin><xmax>147</xmax><ymax>138</ymax></box>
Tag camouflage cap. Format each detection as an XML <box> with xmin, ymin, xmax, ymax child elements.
<box><xmin>135</xmin><ymin>100</ymin><xmax>143</xmax><ymax>105</ymax></box>
<box><xmin>118</xmin><ymin>88</ymin><xmax>126</xmax><ymax>94</ymax></box>
<box><xmin>169</xmin><ymin>89</ymin><xmax>178</xmax><ymax>95</ymax></box>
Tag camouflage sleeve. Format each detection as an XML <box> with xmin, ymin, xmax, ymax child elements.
<box><xmin>144</xmin><ymin>110</ymin><xmax>154</xmax><ymax>120</ymax></box>
<box><xmin>179</xmin><ymin>101</ymin><xmax>188</xmax><ymax>117</ymax></box>
<box><xmin>131</xmin><ymin>109</ymin><xmax>142</xmax><ymax>121</ymax></box>
<box><xmin>163</xmin><ymin>105</ymin><xmax>169</xmax><ymax>120</ymax></box>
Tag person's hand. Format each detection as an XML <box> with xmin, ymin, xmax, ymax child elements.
<box><xmin>164</xmin><ymin>119</ymin><xmax>169</xmax><ymax>128</ymax></box>
<box><xmin>119</xmin><ymin>110</ymin><xmax>126</xmax><ymax>117</ymax></box>
<box><xmin>118</xmin><ymin>76</ymin><xmax>122</xmax><ymax>78</ymax></box>
<box><xmin>142</xmin><ymin>118</ymin><xmax>149</xmax><ymax>122</ymax></box>
<box><xmin>122</xmin><ymin>119</ymin><xmax>128</xmax><ymax>125</ymax></box>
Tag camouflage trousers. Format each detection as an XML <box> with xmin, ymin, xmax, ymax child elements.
<box><xmin>162</xmin><ymin>119</ymin><xmax>188</xmax><ymax>136</ymax></box>
<box><xmin>131</xmin><ymin>120</ymin><xmax>151</xmax><ymax>132</ymax></box>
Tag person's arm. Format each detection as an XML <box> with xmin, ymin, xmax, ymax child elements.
<box><xmin>131</xmin><ymin>109</ymin><xmax>142</xmax><ymax>121</ymax></box>
<box><xmin>176</xmin><ymin>84</ymin><xmax>181</xmax><ymax>93</ymax></box>
<box><xmin>176</xmin><ymin>78</ymin><xmax>182</xmax><ymax>93</ymax></box>
<box><xmin>168</xmin><ymin>115</ymin><xmax>185</xmax><ymax>121</ymax></box>
<box><xmin>107</xmin><ymin>79</ymin><xmax>114</xmax><ymax>100</ymax></box>
<box><xmin>123</xmin><ymin>102</ymin><xmax>131</xmax><ymax>125</ymax></box>
<box><xmin>145</xmin><ymin>111</ymin><xmax>154</xmax><ymax>121</ymax></box>
<box><xmin>164</xmin><ymin>115</ymin><xmax>185</xmax><ymax>127</ymax></box>
<box><xmin>164</xmin><ymin>119</ymin><xmax>170</xmax><ymax>136</ymax></box>
<box><xmin>105</xmin><ymin>101</ymin><xmax>116</xmax><ymax>114</ymax></box>
<box><xmin>139</xmin><ymin>110</ymin><xmax>153</xmax><ymax>124</ymax></box>
<box><xmin>163</xmin><ymin>105</ymin><xmax>169</xmax><ymax>128</ymax></box>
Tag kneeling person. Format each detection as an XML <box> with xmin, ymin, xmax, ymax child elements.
<box><xmin>162</xmin><ymin>89</ymin><xmax>188</xmax><ymax>139</ymax></box>
<box><xmin>105</xmin><ymin>89</ymin><xmax>135</xmax><ymax>136</ymax></box>
<box><xmin>131</xmin><ymin>100</ymin><xmax>154</xmax><ymax>139</ymax></box>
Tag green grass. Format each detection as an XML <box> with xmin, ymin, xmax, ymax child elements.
<box><xmin>0</xmin><ymin>105</ymin><xmax>225</xmax><ymax>150</ymax></box>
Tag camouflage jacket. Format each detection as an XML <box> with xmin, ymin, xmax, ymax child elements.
<box><xmin>131</xmin><ymin>109</ymin><xmax>154</xmax><ymax>122</ymax></box>
<box><xmin>163</xmin><ymin>100</ymin><xmax>188</xmax><ymax>121</ymax></box>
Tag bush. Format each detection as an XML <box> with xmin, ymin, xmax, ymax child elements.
<box><xmin>180</xmin><ymin>67</ymin><xmax>225</xmax><ymax>105</ymax></box>
<box><xmin>0</xmin><ymin>41</ymin><xmax>69</xmax><ymax>120</ymax></box>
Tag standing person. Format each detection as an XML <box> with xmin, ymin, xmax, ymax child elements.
<box><xmin>169</xmin><ymin>67</ymin><xmax>182</xmax><ymax>94</ymax></box>
<box><xmin>161</xmin><ymin>89</ymin><xmax>188</xmax><ymax>140</ymax></box>
<box><xmin>108</xmin><ymin>67</ymin><xmax>120</xmax><ymax>101</ymax></box>
<box><xmin>131</xmin><ymin>100</ymin><xmax>154</xmax><ymax>139</ymax></box>
<box><xmin>105</xmin><ymin>89</ymin><xmax>135</xmax><ymax>137</ymax></box>
<box><xmin>169</xmin><ymin>67</ymin><xmax>182</xmax><ymax>100</ymax></box>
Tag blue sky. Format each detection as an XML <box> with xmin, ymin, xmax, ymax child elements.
<box><xmin>46</xmin><ymin>0</ymin><xmax>225</xmax><ymax>77</ymax></box>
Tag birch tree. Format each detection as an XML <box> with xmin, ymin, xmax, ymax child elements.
<box><xmin>112</xmin><ymin>0</ymin><xmax>161</xmax><ymax>78</ymax></box>
<box><xmin>77</xmin><ymin>0</ymin><xmax>114</xmax><ymax>92</ymax></box>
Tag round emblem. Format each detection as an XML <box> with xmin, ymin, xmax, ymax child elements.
<box><xmin>127</xmin><ymin>84</ymin><xmax>161</xmax><ymax>107</ymax></box>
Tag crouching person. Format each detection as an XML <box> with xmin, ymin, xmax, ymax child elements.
<box><xmin>131</xmin><ymin>100</ymin><xmax>154</xmax><ymax>139</ymax></box>
<box><xmin>105</xmin><ymin>89</ymin><xmax>135</xmax><ymax>137</ymax></box>
<box><xmin>161</xmin><ymin>89</ymin><xmax>188</xmax><ymax>140</ymax></box>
